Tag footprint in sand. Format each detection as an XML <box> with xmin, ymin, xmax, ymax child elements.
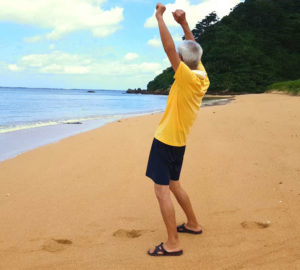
<box><xmin>241</xmin><ymin>221</ymin><xmax>271</xmax><ymax>229</ymax></box>
<box><xmin>113</xmin><ymin>229</ymin><xmax>143</xmax><ymax>238</ymax></box>
<box><xmin>41</xmin><ymin>238</ymin><xmax>73</xmax><ymax>252</ymax></box>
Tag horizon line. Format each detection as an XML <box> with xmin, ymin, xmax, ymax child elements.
<box><xmin>0</xmin><ymin>86</ymin><xmax>124</xmax><ymax>91</ymax></box>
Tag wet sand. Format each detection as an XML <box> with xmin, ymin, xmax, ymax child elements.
<box><xmin>0</xmin><ymin>93</ymin><xmax>299</xmax><ymax>269</ymax></box>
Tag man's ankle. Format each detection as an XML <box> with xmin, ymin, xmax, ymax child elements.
<box><xmin>165</xmin><ymin>239</ymin><xmax>180</xmax><ymax>249</ymax></box>
<box><xmin>186</xmin><ymin>221</ymin><xmax>200</xmax><ymax>228</ymax></box>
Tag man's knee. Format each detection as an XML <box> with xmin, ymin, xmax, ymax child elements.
<box><xmin>154</xmin><ymin>184</ymin><xmax>170</xmax><ymax>201</ymax></box>
<box><xmin>169</xmin><ymin>180</ymin><xmax>181</xmax><ymax>193</ymax></box>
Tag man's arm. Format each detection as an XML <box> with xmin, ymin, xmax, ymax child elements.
<box><xmin>172</xmin><ymin>10</ymin><xmax>195</xmax><ymax>41</ymax></box>
<box><xmin>155</xmin><ymin>3</ymin><xmax>180</xmax><ymax>72</ymax></box>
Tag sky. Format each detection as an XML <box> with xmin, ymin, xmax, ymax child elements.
<box><xmin>0</xmin><ymin>0</ymin><xmax>242</xmax><ymax>90</ymax></box>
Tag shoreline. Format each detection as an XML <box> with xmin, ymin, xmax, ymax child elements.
<box><xmin>0</xmin><ymin>96</ymin><xmax>234</xmax><ymax>163</ymax></box>
<box><xmin>0</xmin><ymin>111</ymin><xmax>161</xmax><ymax>163</ymax></box>
<box><xmin>0</xmin><ymin>93</ymin><xmax>299</xmax><ymax>269</ymax></box>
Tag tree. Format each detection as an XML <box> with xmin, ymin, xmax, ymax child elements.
<box><xmin>192</xmin><ymin>12</ymin><xmax>219</xmax><ymax>41</ymax></box>
<box><xmin>145</xmin><ymin>0</ymin><xmax>300</xmax><ymax>94</ymax></box>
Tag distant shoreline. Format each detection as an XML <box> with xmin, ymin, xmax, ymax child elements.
<box><xmin>126</xmin><ymin>88</ymin><xmax>257</xmax><ymax>96</ymax></box>
<box><xmin>0</xmin><ymin>96</ymin><xmax>234</xmax><ymax>162</ymax></box>
<box><xmin>0</xmin><ymin>86</ymin><xmax>124</xmax><ymax>91</ymax></box>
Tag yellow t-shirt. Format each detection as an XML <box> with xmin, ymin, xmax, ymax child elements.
<box><xmin>154</xmin><ymin>61</ymin><xmax>210</xmax><ymax>146</ymax></box>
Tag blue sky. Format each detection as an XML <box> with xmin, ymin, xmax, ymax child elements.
<box><xmin>0</xmin><ymin>0</ymin><xmax>242</xmax><ymax>90</ymax></box>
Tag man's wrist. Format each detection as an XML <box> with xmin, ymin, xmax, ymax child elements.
<box><xmin>156</xmin><ymin>13</ymin><xmax>163</xmax><ymax>20</ymax></box>
<box><xmin>180</xmin><ymin>20</ymin><xmax>189</xmax><ymax>28</ymax></box>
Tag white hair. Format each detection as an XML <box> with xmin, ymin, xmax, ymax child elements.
<box><xmin>177</xmin><ymin>40</ymin><xmax>203</xmax><ymax>70</ymax></box>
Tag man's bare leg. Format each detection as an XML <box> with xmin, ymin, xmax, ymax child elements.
<box><xmin>148</xmin><ymin>184</ymin><xmax>182</xmax><ymax>253</ymax></box>
<box><xmin>169</xmin><ymin>180</ymin><xmax>202</xmax><ymax>232</ymax></box>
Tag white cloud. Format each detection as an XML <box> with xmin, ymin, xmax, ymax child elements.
<box><xmin>173</xmin><ymin>34</ymin><xmax>183</xmax><ymax>42</ymax></box>
<box><xmin>147</xmin><ymin>37</ymin><xmax>161</xmax><ymax>47</ymax></box>
<box><xmin>0</xmin><ymin>0</ymin><xmax>124</xmax><ymax>41</ymax></box>
<box><xmin>124</xmin><ymin>52</ymin><xmax>139</xmax><ymax>61</ymax></box>
<box><xmin>140</xmin><ymin>62</ymin><xmax>162</xmax><ymax>73</ymax></box>
<box><xmin>24</xmin><ymin>36</ymin><xmax>42</xmax><ymax>43</ymax></box>
<box><xmin>40</xmin><ymin>64</ymin><xmax>89</xmax><ymax>74</ymax></box>
<box><xmin>8</xmin><ymin>64</ymin><xmax>24</xmax><ymax>72</ymax></box>
<box><xmin>147</xmin><ymin>34</ymin><xmax>183</xmax><ymax>47</ymax></box>
<box><xmin>21</xmin><ymin>51</ymin><xmax>91</xmax><ymax>69</ymax></box>
<box><xmin>11</xmin><ymin>50</ymin><xmax>167</xmax><ymax>76</ymax></box>
<box><xmin>163</xmin><ymin>57</ymin><xmax>170</xmax><ymax>65</ymax></box>
<box><xmin>49</xmin><ymin>44</ymin><xmax>55</xmax><ymax>50</ymax></box>
<box><xmin>145</xmin><ymin>0</ymin><xmax>242</xmax><ymax>29</ymax></box>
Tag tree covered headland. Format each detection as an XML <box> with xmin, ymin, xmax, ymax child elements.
<box><xmin>146</xmin><ymin>0</ymin><xmax>300</xmax><ymax>94</ymax></box>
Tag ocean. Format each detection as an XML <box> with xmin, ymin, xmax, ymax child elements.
<box><xmin>0</xmin><ymin>87</ymin><xmax>230</xmax><ymax>161</ymax></box>
<box><xmin>0</xmin><ymin>87</ymin><xmax>169</xmax><ymax>133</ymax></box>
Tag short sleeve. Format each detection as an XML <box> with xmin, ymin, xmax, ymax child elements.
<box><xmin>173</xmin><ymin>61</ymin><xmax>195</xmax><ymax>85</ymax></box>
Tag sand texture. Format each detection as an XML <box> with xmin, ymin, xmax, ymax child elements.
<box><xmin>0</xmin><ymin>93</ymin><xmax>299</xmax><ymax>269</ymax></box>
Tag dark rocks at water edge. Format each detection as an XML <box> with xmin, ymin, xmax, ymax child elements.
<box><xmin>126</xmin><ymin>87</ymin><xmax>251</xmax><ymax>96</ymax></box>
<box><xmin>126</xmin><ymin>88</ymin><xmax>169</xmax><ymax>95</ymax></box>
<box><xmin>87</xmin><ymin>90</ymin><xmax>96</xmax><ymax>93</ymax></box>
<box><xmin>64</xmin><ymin>122</ymin><xmax>82</xmax><ymax>124</ymax></box>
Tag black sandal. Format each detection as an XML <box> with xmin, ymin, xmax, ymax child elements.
<box><xmin>177</xmin><ymin>223</ymin><xmax>203</xmax><ymax>234</ymax></box>
<box><xmin>147</xmin><ymin>242</ymin><xmax>183</xmax><ymax>256</ymax></box>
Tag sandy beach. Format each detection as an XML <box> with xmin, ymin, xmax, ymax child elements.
<box><xmin>0</xmin><ymin>93</ymin><xmax>299</xmax><ymax>269</ymax></box>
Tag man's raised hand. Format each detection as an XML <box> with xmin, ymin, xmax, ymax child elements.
<box><xmin>173</xmin><ymin>9</ymin><xmax>194</xmax><ymax>41</ymax></box>
<box><xmin>172</xmin><ymin>9</ymin><xmax>186</xmax><ymax>25</ymax></box>
<box><xmin>156</xmin><ymin>3</ymin><xmax>166</xmax><ymax>18</ymax></box>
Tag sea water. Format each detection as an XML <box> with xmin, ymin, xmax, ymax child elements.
<box><xmin>0</xmin><ymin>87</ymin><xmax>169</xmax><ymax>133</ymax></box>
<box><xmin>0</xmin><ymin>87</ymin><xmax>230</xmax><ymax>161</ymax></box>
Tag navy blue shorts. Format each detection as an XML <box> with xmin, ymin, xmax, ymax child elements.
<box><xmin>146</xmin><ymin>138</ymin><xmax>186</xmax><ymax>186</ymax></box>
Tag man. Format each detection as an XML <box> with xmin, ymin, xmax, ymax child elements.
<box><xmin>146</xmin><ymin>3</ymin><xmax>210</xmax><ymax>256</ymax></box>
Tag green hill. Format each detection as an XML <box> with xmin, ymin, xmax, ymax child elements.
<box><xmin>146</xmin><ymin>0</ymin><xmax>300</xmax><ymax>94</ymax></box>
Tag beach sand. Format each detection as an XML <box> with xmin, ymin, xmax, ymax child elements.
<box><xmin>0</xmin><ymin>93</ymin><xmax>299</xmax><ymax>269</ymax></box>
